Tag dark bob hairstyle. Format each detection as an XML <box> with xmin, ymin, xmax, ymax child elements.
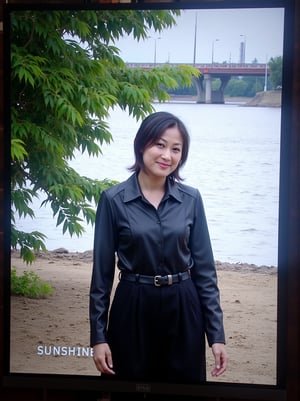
<box><xmin>129</xmin><ymin>111</ymin><xmax>190</xmax><ymax>182</ymax></box>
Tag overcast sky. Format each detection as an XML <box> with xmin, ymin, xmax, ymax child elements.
<box><xmin>114</xmin><ymin>8</ymin><xmax>284</xmax><ymax>65</ymax></box>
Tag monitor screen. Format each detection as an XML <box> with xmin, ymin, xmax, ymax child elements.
<box><xmin>3</xmin><ymin>1</ymin><xmax>290</xmax><ymax>399</ymax></box>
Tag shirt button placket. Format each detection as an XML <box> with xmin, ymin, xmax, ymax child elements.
<box><xmin>156</xmin><ymin>211</ymin><xmax>164</xmax><ymax>271</ymax></box>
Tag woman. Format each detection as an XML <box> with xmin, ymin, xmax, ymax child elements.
<box><xmin>90</xmin><ymin>111</ymin><xmax>228</xmax><ymax>388</ymax></box>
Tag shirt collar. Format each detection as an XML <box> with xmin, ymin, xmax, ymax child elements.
<box><xmin>123</xmin><ymin>173</ymin><xmax>183</xmax><ymax>203</ymax></box>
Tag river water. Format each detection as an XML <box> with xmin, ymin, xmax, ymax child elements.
<box><xmin>16</xmin><ymin>101</ymin><xmax>281</xmax><ymax>266</ymax></box>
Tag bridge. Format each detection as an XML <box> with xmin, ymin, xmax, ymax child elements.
<box><xmin>126</xmin><ymin>63</ymin><xmax>269</xmax><ymax>104</ymax></box>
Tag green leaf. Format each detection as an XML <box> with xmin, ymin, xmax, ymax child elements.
<box><xmin>11</xmin><ymin>138</ymin><xmax>28</xmax><ymax>161</ymax></box>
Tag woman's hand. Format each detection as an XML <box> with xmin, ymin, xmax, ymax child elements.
<box><xmin>211</xmin><ymin>343</ymin><xmax>228</xmax><ymax>377</ymax></box>
<box><xmin>93</xmin><ymin>343</ymin><xmax>115</xmax><ymax>375</ymax></box>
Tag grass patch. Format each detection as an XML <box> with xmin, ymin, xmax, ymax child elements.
<box><xmin>11</xmin><ymin>267</ymin><xmax>54</xmax><ymax>298</ymax></box>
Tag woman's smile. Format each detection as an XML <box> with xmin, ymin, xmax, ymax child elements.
<box><xmin>157</xmin><ymin>161</ymin><xmax>171</xmax><ymax>169</ymax></box>
<box><xmin>142</xmin><ymin>126</ymin><xmax>183</xmax><ymax>179</ymax></box>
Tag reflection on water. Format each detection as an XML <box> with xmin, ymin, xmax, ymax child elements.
<box><xmin>16</xmin><ymin>102</ymin><xmax>281</xmax><ymax>267</ymax></box>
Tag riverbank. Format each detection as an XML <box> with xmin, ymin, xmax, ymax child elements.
<box><xmin>168</xmin><ymin>90</ymin><xmax>281</xmax><ymax>107</ymax></box>
<box><xmin>10</xmin><ymin>250</ymin><xmax>277</xmax><ymax>385</ymax></box>
<box><xmin>244</xmin><ymin>90</ymin><xmax>282</xmax><ymax>107</ymax></box>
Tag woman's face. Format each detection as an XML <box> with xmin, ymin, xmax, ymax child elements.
<box><xmin>142</xmin><ymin>126</ymin><xmax>183</xmax><ymax>179</ymax></box>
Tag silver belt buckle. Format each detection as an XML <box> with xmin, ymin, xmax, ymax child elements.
<box><xmin>154</xmin><ymin>274</ymin><xmax>173</xmax><ymax>286</ymax></box>
<box><xmin>154</xmin><ymin>275</ymin><xmax>161</xmax><ymax>286</ymax></box>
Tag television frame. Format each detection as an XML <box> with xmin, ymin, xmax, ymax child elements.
<box><xmin>2</xmin><ymin>1</ymin><xmax>294</xmax><ymax>399</ymax></box>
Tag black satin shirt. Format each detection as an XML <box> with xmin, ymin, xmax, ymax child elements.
<box><xmin>90</xmin><ymin>173</ymin><xmax>225</xmax><ymax>346</ymax></box>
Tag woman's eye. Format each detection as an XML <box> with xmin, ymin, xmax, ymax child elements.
<box><xmin>157</xmin><ymin>142</ymin><xmax>164</xmax><ymax>148</ymax></box>
<box><xmin>173</xmin><ymin>147</ymin><xmax>181</xmax><ymax>153</ymax></box>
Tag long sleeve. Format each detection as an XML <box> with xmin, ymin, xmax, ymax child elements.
<box><xmin>189</xmin><ymin>190</ymin><xmax>225</xmax><ymax>346</ymax></box>
<box><xmin>89</xmin><ymin>191</ymin><xmax>117</xmax><ymax>346</ymax></box>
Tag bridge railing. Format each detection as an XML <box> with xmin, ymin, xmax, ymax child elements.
<box><xmin>126</xmin><ymin>62</ymin><xmax>268</xmax><ymax>69</ymax></box>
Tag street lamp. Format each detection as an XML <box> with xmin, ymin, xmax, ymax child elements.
<box><xmin>211</xmin><ymin>38</ymin><xmax>219</xmax><ymax>65</ymax></box>
<box><xmin>153</xmin><ymin>37</ymin><xmax>161</xmax><ymax>65</ymax></box>
<box><xmin>193</xmin><ymin>12</ymin><xmax>198</xmax><ymax>65</ymax></box>
<box><xmin>240</xmin><ymin>34</ymin><xmax>246</xmax><ymax>64</ymax></box>
<box><xmin>264</xmin><ymin>55</ymin><xmax>268</xmax><ymax>92</ymax></box>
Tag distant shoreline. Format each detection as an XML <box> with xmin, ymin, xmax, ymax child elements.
<box><xmin>243</xmin><ymin>90</ymin><xmax>281</xmax><ymax>107</ymax></box>
<box><xmin>11</xmin><ymin>248</ymin><xmax>278</xmax><ymax>274</ymax></box>
<box><xmin>168</xmin><ymin>90</ymin><xmax>281</xmax><ymax>107</ymax></box>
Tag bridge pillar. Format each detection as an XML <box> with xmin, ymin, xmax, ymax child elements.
<box><xmin>193</xmin><ymin>75</ymin><xmax>213</xmax><ymax>103</ymax></box>
<box><xmin>193</xmin><ymin>73</ymin><xmax>231</xmax><ymax>104</ymax></box>
<box><xmin>218</xmin><ymin>75</ymin><xmax>231</xmax><ymax>103</ymax></box>
<box><xmin>193</xmin><ymin>76</ymin><xmax>205</xmax><ymax>103</ymax></box>
<box><xmin>204</xmin><ymin>74</ymin><xmax>212</xmax><ymax>103</ymax></box>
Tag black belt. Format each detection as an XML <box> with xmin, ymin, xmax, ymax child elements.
<box><xmin>119</xmin><ymin>270</ymin><xmax>191</xmax><ymax>287</ymax></box>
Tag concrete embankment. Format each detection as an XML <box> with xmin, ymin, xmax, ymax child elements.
<box><xmin>243</xmin><ymin>90</ymin><xmax>282</xmax><ymax>107</ymax></box>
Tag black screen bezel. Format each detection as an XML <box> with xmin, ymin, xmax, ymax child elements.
<box><xmin>3</xmin><ymin>1</ymin><xmax>294</xmax><ymax>399</ymax></box>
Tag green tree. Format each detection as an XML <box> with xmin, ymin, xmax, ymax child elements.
<box><xmin>268</xmin><ymin>56</ymin><xmax>283</xmax><ymax>89</ymax></box>
<box><xmin>11</xmin><ymin>9</ymin><xmax>199</xmax><ymax>262</ymax></box>
<box><xmin>243</xmin><ymin>76</ymin><xmax>265</xmax><ymax>96</ymax></box>
<box><xmin>224</xmin><ymin>79</ymin><xmax>248</xmax><ymax>97</ymax></box>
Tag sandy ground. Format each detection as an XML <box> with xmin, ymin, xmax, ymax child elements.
<box><xmin>9</xmin><ymin>250</ymin><xmax>277</xmax><ymax>385</ymax></box>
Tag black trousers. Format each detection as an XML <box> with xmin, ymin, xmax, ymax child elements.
<box><xmin>107</xmin><ymin>277</ymin><xmax>206</xmax><ymax>384</ymax></box>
